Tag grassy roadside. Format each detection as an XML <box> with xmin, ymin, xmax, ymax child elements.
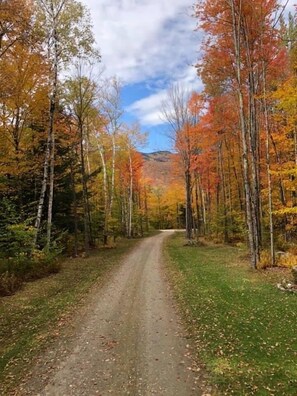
<box><xmin>0</xmin><ymin>237</ymin><xmax>139</xmax><ymax>395</ymax></box>
<box><xmin>165</xmin><ymin>233</ymin><xmax>297</xmax><ymax>395</ymax></box>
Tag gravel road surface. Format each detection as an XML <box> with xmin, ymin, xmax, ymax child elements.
<box><xmin>23</xmin><ymin>231</ymin><xmax>205</xmax><ymax>395</ymax></box>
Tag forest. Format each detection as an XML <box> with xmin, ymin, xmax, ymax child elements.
<box><xmin>161</xmin><ymin>0</ymin><xmax>297</xmax><ymax>270</ymax></box>
<box><xmin>0</xmin><ymin>0</ymin><xmax>297</xmax><ymax>296</ymax></box>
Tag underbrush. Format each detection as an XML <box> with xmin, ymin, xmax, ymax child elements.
<box><xmin>0</xmin><ymin>222</ymin><xmax>62</xmax><ymax>296</ymax></box>
<box><xmin>0</xmin><ymin>252</ymin><xmax>61</xmax><ymax>296</ymax></box>
<box><xmin>259</xmin><ymin>249</ymin><xmax>297</xmax><ymax>270</ymax></box>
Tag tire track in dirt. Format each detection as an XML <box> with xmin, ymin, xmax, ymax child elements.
<box><xmin>22</xmin><ymin>232</ymin><xmax>205</xmax><ymax>395</ymax></box>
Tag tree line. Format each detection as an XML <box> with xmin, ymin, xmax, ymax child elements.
<box><xmin>0</xmin><ymin>0</ymin><xmax>151</xmax><ymax>294</ymax></box>
<box><xmin>160</xmin><ymin>0</ymin><xmax>297</xmax><ymax>269</ymax></box>
<box><xmin>1</xmin><ymin>0</ymin><xmax>297</xmax><ymax>295</ymax></box>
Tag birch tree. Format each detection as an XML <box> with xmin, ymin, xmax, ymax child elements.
<box><xmin>63</xmin><ymin>61</ymin><xmax>98</xmax><ymax>253</ymax></box>
<box><xmin>33</xmin><ymin>0</ymin><xmax>98</xmax><ymax>250</ymax></box>
<box><xmin>161</xmin><ymin>84</ymin><xmax>196</xmax><ymax>240</ymax></box>
<box><xmin>97</xmin><ymin>78</ymin><xmax>123</xmax><ymax>244</ymax></box>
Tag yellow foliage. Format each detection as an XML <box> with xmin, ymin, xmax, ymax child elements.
<box><xmin>259</xmin><ymin>250</ymin><xmax>274</xmax><ymax>269</ymax></box>
<box><xmin>278</xmin><ymin>253</ymin><xmax>297</xmax><ymax>269</ymax></box>
<box><xmin>260</xmin><ymin>249</ymin><xmax>297</xmax><ymax>269</ymax></box>
<box><xmin>274</xmin><ymin>207</ymin><xmax>297</xmax><ymax>216</ymax></box>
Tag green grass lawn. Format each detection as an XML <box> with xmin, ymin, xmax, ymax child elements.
<box><xmin>165</xmin><ymin>233</ymin><xmax>297</xmax><ymax>395</ymax></box>
<box><xmin>0</xmin><ymin>238</ymin><xmax>139</xmax><ymax>395</ymax></box>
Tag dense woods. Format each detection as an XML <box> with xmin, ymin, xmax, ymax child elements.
<box><xmin>190</xmin><ymin>0</ymin><xmax>297</xmax><ymax>269</ymax></box>
<box><xmin>0</xmin><ymin>0</ymin><xmax>297</xmax><ymax>295</ymax></box>
<box><xmin>0</xmin><ymin>0</ymin><xmax>149</xmax><ymax>294</ymax></box>
<box><xmin>159</xmin><ymin>0</ymin><xmax>297</xmax><ymax>269</ymax></box>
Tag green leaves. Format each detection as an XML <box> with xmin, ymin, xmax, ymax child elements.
<box><xmin>35</xmin><ymin>0</ymin><xmax>99</xmax><ymax>67</ymax></box>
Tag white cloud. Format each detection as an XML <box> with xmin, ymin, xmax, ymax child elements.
<box><xmin>127</xmin><ymin>66</ymin><xmax>204</xmax><ymax>127</ymax></box>
<box><xmin>127</xmin><ymin>89</ymin><xmax>167</xmax><ymax>126</ymax></box>
<box><xmin>80</xmin><ymin>0</ymin><xmax>296</xmax><ymax>129</ymax></box>
<box><xmin>81</xmin><ymin>0</ymin><xmax>199</xmax><ymax>85</ymax></box>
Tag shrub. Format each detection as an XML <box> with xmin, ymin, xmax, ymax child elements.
<box><xmin>0</xmin><ymin>212</ymin><xmax>64</xmax><ymax>296</ymax></box>
<box><xmin>0</xmin><ymin>249</ymin><xmax>61</xmax><ymax>297</ymax></box>
<box><xmin>278</xmin><ymin>253</ymin><xmax>297</xmax><ymax>269</ymax></box>
<box><xmin>259</xmin><ymin>250</ymin><xmax>273</xmax><ymax>269</ymax></box>
<box><xmin>0</xmin><ymin>223</ymin><xmax>35</xmax><ymax>259</ymax></box>
<box><xmin>259</xmin><ymin>249</ymin><xmax>297</xmax><ymax>269</ymax></box>
<box><xmin>0</xmin><ymin>271</ymin><xmax>22</xmax><ymax>296</ymax></box>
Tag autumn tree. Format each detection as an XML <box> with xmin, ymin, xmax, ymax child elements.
<box><xmin>33</xmin><ymin>0</ymin><xmax>99</xmax><ymax>250</ymax></box>
<box><xmin>62</xmin><ymin>61</ymin><xmax>99</xmax><ymax>253</ymax></box>
<box><xmin>161</xmin><ymin>84</ymin><xmax>200</xmax><ymax>240</ymax></box>
<box><xmin>270</xmin><ymin>10</ymin><xmax>297</xmax><ymax>244</ymax></box>
<box><xmin>115</xmin><ymin>125</ymin><xmax>146</xmax><ymax>238</ymax></box>
<box><xmin>0</xmin><ymin>0</ymin><xmax>48</xmax><ymax>236</ymax></box>
<box><xmin>0</xmin><ymin>0</ymin><xmax>35</xmax><ymax>60</ymax></box>
<box><xmin>195</xmin><ymin>0</ymin><xmax>285</xmax><ymax>267</ymax></box>
<box><xmin>96</xmin><ymin>77</ymin><xmax>123</xmax><ymax>244</ymax></box>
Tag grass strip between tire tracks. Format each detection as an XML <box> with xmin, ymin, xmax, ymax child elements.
<box><xmin>0</xmin><ymin>238</ymin><xmax>139</xmax><ymax>395</ymax></box>
<box><xmin>165</xmin><ymin>233</ymin><xmax>297</xmax><ymax>395</ymax></box>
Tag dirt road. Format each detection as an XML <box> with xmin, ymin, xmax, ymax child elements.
<box><xmin>23</xmin><ymin>232</ymin><xmax>203</xmax><ymax>395</ymax></box>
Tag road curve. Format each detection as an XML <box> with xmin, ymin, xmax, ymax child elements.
<box><xmin>24</xmin><ymin>231</ymin><xmax>200</xmax><ymax>395</ymax></box>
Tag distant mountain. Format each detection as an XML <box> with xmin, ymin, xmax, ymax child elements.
<box><xmin>140</xmin><ymin>151</ymin><xmax>180</xmax><ymax>187</ymax></box>
<box><xmin>141</xmin><ymin>150</ymin><xmax>172</xmax><ymax>162</ymax></box>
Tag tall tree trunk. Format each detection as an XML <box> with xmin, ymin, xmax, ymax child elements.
<box><xmin>98</xmin><ymin>145</ymin><xmax>109</xmax><ymax>245</ymax></box>
<box><xmin>46</xmin><ymin>94</ymin><xmax>56</xmax><ymax>251</ymax></box>
<box><xmin>270</xmin><ymin>133</ymin><xmax>287</xmax><ymax>206</ymax></box>
<box><xmin>225</xmin><ymin>138</ymin><xmax>244</xmax><ymax>211</ymax></box>
<box><xmin>128</xmin><ymin>150</ymin><xmax>133</xmax><ymax>238</ymax></box>
<box><xmin>45</xmin><ymin>10</ymin><xmax>60</xmax><ymax>252</ymax></box>
<box><xmin>247</xmin><ymin>70</ymin><xmax>262</xmax><ymax>257</ymax></box>
<box><xmin>70</xmin><ymin>158</ymin><xmax>78</xmax><ymax>256</ymax></box>
<box><xmin>33</xmin><ymin>130</ymin><xmax>50</xmax><ymax>248</ymax></box>
<box><xmin>263</xmin><ymin>63</ymin><xmax>275</xmax><ymax>266</ymax></box>
<box><xmin>110</xmin><ymin>133</ymin><xmax>116</xmax><ymax>213</ymax></box>
<box><xmin>137</xmin><ymin>189</ymin><xmax>143</xmax><ymax>237</ymax></box>
<box><xmin>35</xmin><ymin>4</ymin><xmax>59</xmax><ymax>251</ymax></box>
<box><xmin>230</xmin><ymin>0</ymin><xmax>258</xmax><ymax>268</ymax></box>
<box><xmin>121</xmin><ymin>188</ymin><xmax>127</xmax><ymax>236</ymax></box>
<box><xmin>216</xmin><ymin>153</ymin><xmax>220</xmax><ymax>238</ymax></box>
<box><xmin>185</xmin><ymin>166</ymin><xmax>193</xmax><ymax>240</ymax></box>
<box><xmin>34</xmin><ymin>46</ymin><xmax>59</xmax><ymax>250</ymax></box>
<box><xmin>227</xmin><ymin>148</ymin><xmax>234</xmax><ymax>234</ymax></box>
<box><xmin>144</xmin><ymin>186</ymin><xmax>149</xmax><ymax>233</ymax></box>
<box><xmin>244</xmin><ymin>18</ymin><xmax>262</xmax><ymax>261</ymax></box>
<box><xmin>219</xmin><ymin>142</ymin><xmax>229</xmax><ymax>243</ymax></box>
<box><xmin>194</xmin><ymin>173</ymin><xmax>201</xmax><ymax>235</ymax></box>
<box><xmin>198</xmin><ymin>173</ymin><xmax>206</xmax><ymax>235</ymax></box>
<box><xmin>79</xmin><ymin>121</ymin><xmax>90</xmax><ymax>254</ymax></box>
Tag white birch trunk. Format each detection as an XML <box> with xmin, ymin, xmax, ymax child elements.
<box><xmin>33</xmin><ymin>128</ymin><xmax>50</xmax><ymax>248</ymax></box>
<box><xmin>98</xmin><ymin>145</ymin><xmax>109</xmax><ymax>243</ymax></box>
<box><xmin>110</xmin><ymin>132</ymin><xmax>116</xmax><ymax>213</ymax></box>
<box><xmin>46</xmin><ymin>22</ymin><xmax>58</xmax><ymax>251</ymax></box>
<box><xmin>128</xmin><ymin>149</ymin><xmax>133</xmax><ymax>238</ymax></box>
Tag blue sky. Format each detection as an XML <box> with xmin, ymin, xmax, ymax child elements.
<box><xmin>80</xmin><ymin>0</ymin><xmax>202</xmax><ymax>152</ymax></box>
<box><xmin>81</xmin><ymin>0</ymin><xmax>295</xmax><ymax>153</ymax></box>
